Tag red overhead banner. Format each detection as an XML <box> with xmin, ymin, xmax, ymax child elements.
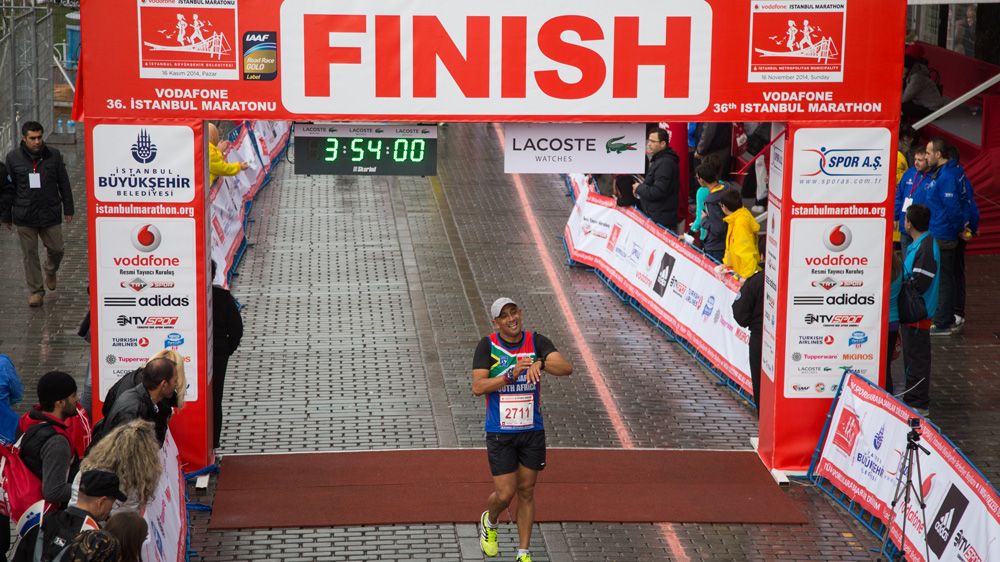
<box><xmin>82</xmin><ymin>0</ymin><xmax>904</xmax><ymax>122</ymax></box>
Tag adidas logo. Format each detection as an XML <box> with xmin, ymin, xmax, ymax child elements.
<box><xmin>933</xmin><ymin>508</ymin><xmax>953</xmax><ymax>540</ymax></box>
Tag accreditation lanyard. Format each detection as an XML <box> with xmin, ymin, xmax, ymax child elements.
<box><xmin>28</xmin><ymin>158</ymin><xmax>42</xmax><ymax>189</ymax></box>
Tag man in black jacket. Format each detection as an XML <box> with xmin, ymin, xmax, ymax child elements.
<box><xmin>1</xmin><ymin>121</ymin><xmax>74</xmax><ymax>307</ymax></box>
<box><xmin>211</xmin><ymin>260</ymin><xmax>243</xmax><ymax>449</ymax></box>
<box><xmin>92</xmin><ymin>357</ymin><xmax>176</xmax><ymax>447</ymax></box>
<box><xmin>633</xmin><ymin>128</ymin><xmax>681</xmax><ymax>232</ymax></box>
<box><xmin>732</xmin><ymin>270</ymin><xmax>764</xmax><ymax>409</ymax></box>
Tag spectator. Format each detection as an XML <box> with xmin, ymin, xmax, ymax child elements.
<box><xmin>11</xmin><ymin>470</ymin><xmax>125</xmax><ymax>562</ymax></box>
<box><xmin>719</xmin><ymin>189</ymin><xmax>761</xmax><ymax>279</ymax></box>
<box><xmin>923</xmin><ymin>138</ymin><xmax>967</xmax><ymax>335</ymax></box>
<box><xmin>894</xmin><ymin>148</ymin><xmax>929</xmax><ymax>253</ymax></box>
<box><xmin>901</xmin><ymin>204</ymin><xmax>939</xmax><ymax>416</ymax></box>
<box><xmin>17</xmin><ymin>372</ymin><xmax>80</xmax><ymax>508</ymax></box>
<box><xmin>91</xmin><ymin>354</ymin><xmax>178</xmax><ymax>447</ymax></box>
<box><xmin>60</xmin><ymin>529</ymin><xmax>121</xmax><ymax>562</ymax></box>
<box><xmin>73</xmin><ymin>420</ymin><xmax>161</xmax><ymax>516</ymax></box>
<box><xmin>896</xmin><ymin>125</ymin><xmax>917</xmax><ymax>183</ymax></box>
<box><xmin>208</xmin><ymin>122</ymin><xmax>250</xmax><ymax>184</ymax></box>
<box><xmin>732</xmin><ymin>269</ymin><xmax>764</xmax><ymax>409</ymax></box>
<box><xmin>104</xmin><ymin>511</ymin><xmax>147</xmax><ymax>562</ymax></box>
<box><xmin>633</xmin><ymin>128</ymin><xmax>681</xmax><ymax>232</ymax></box>
<box><xmin>886</xmin><ymin>252</ymin><xmax>903</xmax><ymax>394</ymax></box>
<box><xmin>0</xmin><ymin>353</ymin><xmax>24</xmax><ymax>553</ymax></box>
<box><xmin>694</xmin><ymin>122</ymin><xmax>732</xmax><ymax>179</ymax></box>
<box><xmin>0</xmin><ymin>353</ymin><xmax>23</xmax><ymax>443</ymax></box>
<box><xmin>696</xmin><ymin>158</ymin><xmax>732</xmax><ymax>262</ymax></box>
<box><xmin>744</xmin><ymin>122</ymin><xmax>772</xmax><ymax>213</ymax></box>
<box><xmin>902</xmin><ymin>56</ymin><xmax>946</xmax><ymax>123</ymax></box>
<box><xmin>1</xmin><ymin>121</ymin><xmax>74</xmax><ymax>307</ymax></box>
<box><xmin>955</xmin><ymin>166</ymin><xmax>979</xmax><ymax>331</ymax></box>
<box><xmin>211</xmin><ymin>260</ymin><xmax>244</xmax><ymax>450</ymax></box>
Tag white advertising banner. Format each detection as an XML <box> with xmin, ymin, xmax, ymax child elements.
<box><xmin>815</xmin><ymin>374</ymin><xmax>1000</xmax><ymax>562</ymax></box>
<box><xmin>95</xmin><ymin>217</ymin><xmax>200</xmax><ymax>401</ymax></box>
<box><xmin>504</xmin><ymin>123</ymin><xmax>647</xmax><ymax>174</ymax></box>
<box><xmin>92</xmin><ymin>124</ymin><xmax>195</xmax><ymax>204</ymax></box>
<box><xmin>784</xmin><ymin>218</ymin><xmax>885</xmax><ymax>398</ymax></box>
<box><xmin>141</xmin><ymin>431</ymin><xmax>187</xmax><ymax>562</ymax></box>
<box><xmin>791</xmin><ymin>127</ymin><xmax>891</xmax><ymax>205</ymax></box>
<box><xmin>565</xmin><ymin>175</ymin><xmax>752</xmax><ymax>392</ymax></box>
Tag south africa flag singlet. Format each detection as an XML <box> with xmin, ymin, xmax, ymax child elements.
<box><xmin>484</xmin><ymin>331</ymin><xmax>542</xmax><ymax>433</ymax></box>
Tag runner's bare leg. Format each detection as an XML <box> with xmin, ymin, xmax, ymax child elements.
<box><xmin>515</xmin><ymin>465</ymin><xmax>539</xmax><ymax>550</ymax></box>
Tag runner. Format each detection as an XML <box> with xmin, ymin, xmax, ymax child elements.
<box><xmin>472</xmin><ymin>298</ymin><xmax>573</xmax><ymax>562</ymax></box>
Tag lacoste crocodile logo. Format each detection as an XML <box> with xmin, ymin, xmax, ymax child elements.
<box><xmin>605</xmin><ymin>136</ymin><xmax>638</xmax><ymax>154</ymax></box>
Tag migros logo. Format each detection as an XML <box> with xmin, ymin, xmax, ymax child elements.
<box><xmin>278</xmin><ymin>1</ymin><xmax>713</xmax><ymax>115</ymax></box>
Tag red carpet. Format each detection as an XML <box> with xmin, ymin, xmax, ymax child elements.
<box><xmin>209</xmin><ymin>448</ymin><xmax>807</xmax><ymax>529</ymax></box>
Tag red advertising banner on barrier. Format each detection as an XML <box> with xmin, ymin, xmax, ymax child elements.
<box><xmin>813</xmin><ymin>374</ymin><xmax>1000</xmax><ymax>562</ymax></box>
<box><xmin>82</xmin><ymin>0</ymin><xmax>904</xmax><ymax>122</ymax></box>
<box><xmin>564</xmin><ymin>175</ymin><xmax>753</xmax><ymax>394</ymax></box>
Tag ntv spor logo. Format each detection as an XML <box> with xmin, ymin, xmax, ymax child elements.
<box><xmin>131</xmin><ymin>224</ymin><xmax>162</xmax><ymax>252</ymax></box>
<box><xmin>131</xmin><ymin>129</ymin><xmax>157</xmax><ymax>164</ymax></box>
<box><xmin>801</xmin><ymin>147</ymin><xmax>883</xmax><ymax>177</ymax></box>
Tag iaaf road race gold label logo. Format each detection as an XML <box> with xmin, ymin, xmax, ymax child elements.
<box><xmin>137</xmin><ymin>0</ymin><xmax>239</xmax><ymax>80</ymax></box>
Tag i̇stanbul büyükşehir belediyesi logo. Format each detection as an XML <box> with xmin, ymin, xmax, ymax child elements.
<box><xmin>131</xmin><ymin>129</ymin><xmax>157</xmax><ymax>164</ymax></box>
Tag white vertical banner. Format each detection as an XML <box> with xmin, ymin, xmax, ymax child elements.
<box><xmin>141</xmin><ymin>431</ymin><xmax>186</xmax><ymax>562</ymax></box>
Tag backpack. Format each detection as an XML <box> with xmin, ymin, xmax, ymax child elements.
<box><xmin>0</xmin><ymin>434</ymin><xmax>51</xmax><ymax>526</ymax></box>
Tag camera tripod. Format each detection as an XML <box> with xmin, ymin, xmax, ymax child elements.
<box><xmin>877</xmin><ymin>418</ymin><xmax>932</xmax><ymax>562</ymax></box>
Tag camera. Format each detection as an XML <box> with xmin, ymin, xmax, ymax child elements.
<box><xmin>908</xmin><ymin>417</ymin><xmax>921</xmax><ymax>429</ymax></box>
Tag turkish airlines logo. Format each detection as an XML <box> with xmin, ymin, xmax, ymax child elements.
<box><xmin>823</xmin><ymin>224</ymin><xmax>851</xmax><ymax>252</ymax></box>
<box><xmin>279</xmin><ymin>1</ymin><xmax>713</xmax><ymax>116</ymax></box>
<box><xmin>131</xmin><ymin>224</ymin><xmax>162</xmax><ymax>252</ymax></box>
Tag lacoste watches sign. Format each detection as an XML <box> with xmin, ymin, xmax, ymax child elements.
<box><xmin>503</xmin><ymin>123</ymin><xmax>646</xmax><ymax>174</ymax></box>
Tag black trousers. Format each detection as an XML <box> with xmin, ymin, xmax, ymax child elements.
<box><xmin>749</xmin><ymin>329</ymin><xmax>762</xmax><ymax>408</ymax></box>
<box><xmin>955</xmin><ymin>238</ymin><xmax>966</xmax><ymax>318</ymax></box>
<box><xmin>933</xmin><ymin>240</ymin><xmax>957</xmax><ymax>328</ymax></box>
<box><xmin>900</xmin><ymin>325</ymin><xmax>931</xmax><ymax>408</ymax></box>
<box><xmin>212</xmin><ymin>353</ymin><xmax>230</xmax><ymax>449</ymax></box>
<box><xmin>885</xmin><ymin>329</ymin><xmax>898</xmax><ymax>394</ymax></box>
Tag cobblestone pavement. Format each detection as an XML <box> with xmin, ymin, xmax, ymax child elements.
<box><xmin>2</xmin><ymin>125</ymin><xmax>998</xmax><ymax>560</ymax></box>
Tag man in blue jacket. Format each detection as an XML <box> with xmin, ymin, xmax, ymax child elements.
<box><xmin>922</xmin><ymin>139</ymin><xmax>967</xmax><ymax>335</ymax></box>
<box><xmin>893</xmin><ymin>148</ymin><xmax>929</xmax><ymax>253</ymax></box>
<box><xmin>901</xmin><ymin>204</ymin><xmax>939</xmax><ymax>416</ymax></box>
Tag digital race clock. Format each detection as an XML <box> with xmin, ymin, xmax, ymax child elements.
<box><xmin>293</xmin><ymin>123</ymin><xmax>438</xmax><ymax>176</ymax></box>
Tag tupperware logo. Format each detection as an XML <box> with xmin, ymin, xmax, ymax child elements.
<box><xmin>800</xmin><ymin>146</ymin><xmax>884</xmax><ymax>177</ymax></box>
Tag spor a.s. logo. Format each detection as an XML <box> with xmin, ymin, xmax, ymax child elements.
<box><xmin>801</xmin><ymin>146</ymin><xmax>884</xmax><ymax>177</ymax></box>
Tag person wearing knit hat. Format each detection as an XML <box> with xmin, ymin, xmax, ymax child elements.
<box><xmin>16</xmin><ymin>371</ymin><xmax>79</xmax><ymax>509</ymax></box>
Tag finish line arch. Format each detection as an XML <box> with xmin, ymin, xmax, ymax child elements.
<box><xmin>80</xmin><ymin>0</ymin><xmax>905</xmax><ymax>472</ymax></box>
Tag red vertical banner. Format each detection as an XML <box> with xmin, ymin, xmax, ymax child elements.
<box><xmin>87</xmin><ymin>118</ymin><xmax>213</xmax><ymax>469</ymax></box>
<box><xmin>758</xmin><ymin>121</ymin><xmax>896</xmax><ymax>472</ymax></box>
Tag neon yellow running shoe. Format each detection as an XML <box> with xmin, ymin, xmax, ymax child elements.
<box><xmin>479</xmin><ymin>510</ymin><xmax>499</xmax><ymax>557</ymax></box>
<box><xmin>515</xmin><ymin>552</ymin><xmax>533</xmax><ymax>562</ymax></box>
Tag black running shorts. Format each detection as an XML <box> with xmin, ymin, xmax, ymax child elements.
<box><xmin>485</xmin><ymin>430</ymin><xmax>546</xmax><ymax>476</ymax></box>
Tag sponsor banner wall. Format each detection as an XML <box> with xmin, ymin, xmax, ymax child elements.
<box><xmin>141</xmin><ymin>431</ymin><xmax>186</xmax><ymax>562</ymax></box>
<box><xmin>503</xmin><ymin>123</ymin><xmax>646</xmax><ymax>174</ymax></box>
<box><xmin>814</xmin><ymin>374</ymin><xmax>1000</xmax><ymax>562</ymax></box>
<box><xmin>564</xmin><ymin>175</ymin><xmax>752</xmax><ymax>393</ymax></box>
<box><xmin>83</xmin><ymin>0</ymin><xmax>904</xmax><ymax>122</ymax></box>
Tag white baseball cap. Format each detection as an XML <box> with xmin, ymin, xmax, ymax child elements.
<box><xmin>490</xmin><ymin>297</ymin><xmax>518</xmax><ymax>319</ymax></box>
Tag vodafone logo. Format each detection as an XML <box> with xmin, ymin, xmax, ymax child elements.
<box><xmin>132</xmin><ymin>224</ymin><xmax>162</xmax><ymax>252</ymax></box>
<box><xmin>823</xmin><ymin>224</ymin><xmax>852</xmax><ymax>252</ymax></box>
